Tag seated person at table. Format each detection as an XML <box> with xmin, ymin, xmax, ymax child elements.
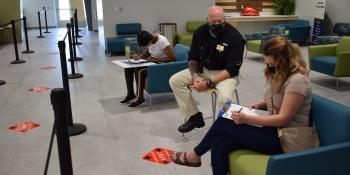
<box><xmin>120</xmin><ymin>31</ymin><xmax>175</xmax><ymax>108</ymax></box>
<box><xmin>170</xmin><ymin>37</ymin><xmax>312</xmax><ymax>175</ymax></box>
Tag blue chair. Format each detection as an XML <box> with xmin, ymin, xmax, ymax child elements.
<box><xmin>105</xmin><ymin>23</ymin><xmax>141</xmax><ymax>56</ymax></box>
<box><xmin>276</xmin><ymin>19</ymin><xmax>311</xmax><ymax>43</ymax></box>
<box><xmin>146</xmin><ymin>44</ymin><xmax>190</xmax><ymax>109</ymax></box>
<box><xmin>228</xmin><ymin>94</ymin><xmax>350</xmax><ymax>175</ymax></box>
<box><xmin>317</xmin><ymin>22</ymin><xmax>350</xmax><ymax>45</ymax></box>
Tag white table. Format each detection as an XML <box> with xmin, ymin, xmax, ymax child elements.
<box><xmin>112</xmin><ymin>59</ymin><xmax>156</xmax><ymax>69</ymax></box>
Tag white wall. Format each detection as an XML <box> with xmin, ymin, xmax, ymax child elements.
<box><xmin>296</xmin><ymin>0</ymin><xmax>350</xmax><ymax>26</ymax></box>
<box><xmin>102</xmin><ymin>0</ymin><xmax>214</xmax><ymax>38</ymax></box>
<box><xmin>22</xmin><ymin>0</ymin><xmax>57</xmax><ymax>28</ymax></box>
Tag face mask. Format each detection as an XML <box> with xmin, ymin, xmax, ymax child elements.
<box><xmin>209</xmin><ymin>22</ymin><xmax>225</xmax><ymax>38</ymax></box>
<box><xmin>267</xmin><ymin>64</ymin><xmax>277</xmax><ymax>74</ymax></box>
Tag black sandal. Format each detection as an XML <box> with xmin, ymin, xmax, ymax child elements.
<box><xmin>170</xmin><ymin>152</ymin><xmax>201</xmax><ymax>167</ymax></box>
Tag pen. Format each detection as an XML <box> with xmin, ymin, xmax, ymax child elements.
<box><xmin>237</xmin><ymin>107</ymin><xmax>243</xmax><ymax>113</ymax></box>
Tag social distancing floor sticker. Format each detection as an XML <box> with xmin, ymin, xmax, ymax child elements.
<box><xmin>8</xmin><ymin>121</ymin><xmax>40</xmax><ymax>133</ymax></box>
<box><xmin>40</xmin><ymin>66</ymin><xmax>56</xmax><ymax>70</ymax></box>
<box><xmin>142</xmin><ymin>148</ymin><xmax>174</xmax><ymax>165</ymax></box>
<box><xmin>29</xmin><ymin>87</ymin><xmax>51</xmax><ymax>92</ymax></box>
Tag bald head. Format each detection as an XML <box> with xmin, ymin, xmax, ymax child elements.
<box><xmin>207</xmin><ymin>6</ymin><xmax>225</xmax><ymax>24</ymax></box>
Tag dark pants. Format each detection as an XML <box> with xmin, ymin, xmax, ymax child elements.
<box><xmin>124</xmin><ymin>67</ymin><xmax>147</xmax><ymax>100</ymax></box>
<box><xmin>194</xmin><ymin>117</ymin><xmax>283</xmax><ymax>175</ymax></box>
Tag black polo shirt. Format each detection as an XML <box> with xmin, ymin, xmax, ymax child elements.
<box><xmin>189</xmin><ymin>22</ymin><xmax>245</xmax><ymax>77</ymax></box>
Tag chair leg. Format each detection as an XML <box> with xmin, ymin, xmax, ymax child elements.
<box><xmin>336</xmin><ymin>78</ymin><xmax>339</xmax><ymax>91</ymax></box>
<box><xmin>211</xmin><ymin>91</ymin><xmax>217</xmax><ymax>123</ymax></box>
<box><xmin>149</xmin><ymin>94</ymin><xmax>152</xmax><ymax>110</ymax></box>
<box><xmin>235</xmin><ymin>89</ymin><xmax>240</xmax><ymax>105</ymax></box>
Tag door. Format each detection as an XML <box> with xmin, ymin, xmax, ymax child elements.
<box><xmin>55</xmin><ymin>0</ymin><xmax>72</xmax><ymax>27</ymax></box>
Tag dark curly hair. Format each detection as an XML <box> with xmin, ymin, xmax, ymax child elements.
<box><xmin>137</xmin><ymin>31</ymin><xmax>153</xmax><ymax>47</ymax></box>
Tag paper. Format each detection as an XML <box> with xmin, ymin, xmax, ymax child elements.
<box><xmin>219</xmin><ymin>101</ymin><xmax>269</xmax><ymax>127</ymax></box>
<box><xmin>112</xmin><ymin>60</ymin><xmax>156</xmax><ymax>68</ymax></box>
<box><xmin>127</xmin><ymin>59</ymin><xmax>148</xmax><ymax>64</ymax></box>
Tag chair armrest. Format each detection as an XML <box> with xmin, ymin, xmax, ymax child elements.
<box><xmin>266</xmin><ymin>142</ymin><xmax>350</xmax><ymax>175</ymax></box>
<box><xmin>286</xmin><ymin>26</ymin><xmax>311</xmax><ymax>41</ymax></box>
<box><xmin>334</xmin><ymin>51</ymin><xmax>350</xmax><ymax>77</ymax></box>
<box><xmin>308</xmin><ymin>44</ymin><xmax>337</xmax><ymax>66</ymax></box>
<box><xmin>146</xmin><ymin>61</ymin><xmax>188</xmax><ymax>93</ymax></box>
<box><xmin>245</xmin><ymin>32</ymin><xmax>268</xmax><ymax>41</ymax></box>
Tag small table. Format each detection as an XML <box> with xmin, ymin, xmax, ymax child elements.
<box><xmin>112</xmin><ymin>59</ymin><xmax>156</xmax><ymax>69</ymax></box>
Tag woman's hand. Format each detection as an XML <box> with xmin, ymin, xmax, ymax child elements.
<box><xmin>231</xmin><ymin>111</ymin><xmax>249</xmax><ymax>125</ymax></box>
<box><xmin>132</xmin><ymin>54</ymin><xmax>142</xmax><ymax>60</ymax></box>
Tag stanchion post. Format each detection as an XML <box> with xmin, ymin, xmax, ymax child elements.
<box><xmin>69</xmin><ymin>18</ymin><xmax>83</xmax><ymax>62</ymax></box>
<box><xmin>50</xmin><ymin>88</ymin><xmax>73</xmax><ymax>175</ymax></box>
<box><xmin>44</xmin><ymin>10</ymin><xmax>50</xmax><ymax>33</ymax></box>
<box><xmin>10</xmin><ymin>20</ymin><xmax>26</xmax><ymax>64</ymax></box>
<box><xmin>74</xmin><ymin>9</ymin><xmax>83</xmax><ymax>34</ymax></box>
<box><xmin>37</xmin><ymin>11</ymin><xmax>45</xmax><ymax>38</ymax></box>
<box><xmin>22</xmin><ymin>16</ymin><xmax>35</xmax><ymax>54</ymax></box>
<box><xmin>0</xmin><ymin>80</ymin><xmax>5</xmax><ymax>86</ymax></box>
<box><xmin>58</xmin><ymin>41</ymin><xmax>86</xmax><ymax>136</ymax></box>
<box><xmin>74</xmin><ymin>11</ymin><xmax>82</xmax><ymax>45</ymax></box>
<box><xmin>67</xmin><ymin>23</ymin><xmax>83</xmax><ymax>79</ymax></box>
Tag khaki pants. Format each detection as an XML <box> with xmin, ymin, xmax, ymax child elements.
<box><xmin>169</xmin><ymin>68</ymin><xmax>238</xmax><ymax>118</ymax></box>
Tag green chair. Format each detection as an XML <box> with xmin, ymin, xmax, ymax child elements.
<box><xmin>228</xmin><ymin>94</ymin><xmax>350</xmax><ymax>175</ymax></box>
<box><xmin>177</xmin><ymin>21</ymin><xmax>206</xmax><ymax>46</ymax></box>
<box><xmin>308</xmin><ymin>36</ymin><xmax>350</xmax><ymax>89</ymax></box>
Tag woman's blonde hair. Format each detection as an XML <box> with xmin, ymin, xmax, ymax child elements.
<box><xmin>263</xmin><ymin>36</ymin><xmax>308</xmax><ymax>92</ymax></box>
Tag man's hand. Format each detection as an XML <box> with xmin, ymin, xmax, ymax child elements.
<box><xmin>190</xmin><ymin>76</ymin><xmax>208</xmax><ymax>92</ymax></box>
<box><xmin>132</xmin><ymin>54</ymin><xmax>142</xmax><ymax>60</ymax></box>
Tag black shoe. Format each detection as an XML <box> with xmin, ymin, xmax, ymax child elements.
<box><xmin>128</xmin><ymin>99</ymin><xmax>145</xmax><ymax>108</ymax></box>
<box><xmin>120</xmin><ymin>95</ymin><xmax>136</xmax><ymax>104</ymax></box>
<box><xmin>178</xmin><ymin>112</ymin><xmax>205</xmax><ymax>133</ymax></box>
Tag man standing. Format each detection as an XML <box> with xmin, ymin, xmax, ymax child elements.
<box><xmin>169</xmin><ymin>6</ymin><xmax>245</xmax><ymax>133</ymax></box>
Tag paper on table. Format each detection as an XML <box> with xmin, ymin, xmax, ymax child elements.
<box><xmin>112</xmin><ymin>60</ymin><xmax>156</xmax><ymax>68</ymax></box>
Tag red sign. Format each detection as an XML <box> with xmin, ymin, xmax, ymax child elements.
<box><xmin>8</xmin><ymin>121</ymin><xmax>40</xmax><ymax>133</ymax></box>
<box><xmin>29</xmin><ymin>87</ymin><xmax>50</xmax><ymax>92</ymax></box>
<box><xmin>142</xmin><ymin>148</ymin><xmax>174</xmax><ymax>165</ymax></box>
<box><xmin>40</xmin><ymin>66</ymin><xmax>56</xmax><ymax>70</ymax></box>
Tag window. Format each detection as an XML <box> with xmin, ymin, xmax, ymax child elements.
<box><xmin>215</xmin><ymin>0</ymin><xmax>275</xmax><ymax>12</ymax></box>
<box><xmin>58</xmin><ymin>0</ymin><xmax>71</xmax><ymax>20</ymax></box>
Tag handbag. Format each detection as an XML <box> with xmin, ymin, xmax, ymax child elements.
<box><xmin>271</xmin><ymin>96</ymin><xmax>320</xmax><ymax>153</ymax></box>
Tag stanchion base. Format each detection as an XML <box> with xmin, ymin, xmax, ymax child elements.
<box><xmin>68</xmin><ymin>123</ymin><xmax>87</xmax><ymax>136</ymax></box>
<box><xmin>68</xmin><ymin>57</ymin><xmax>83</xmax><ymax>62</ymax></box>
<box><xmin>0</xmin><ymin>80</ymin><xmax>5</xmax><ymax>86</ymax></box>
<box><xmin>77</xmin><ymin>35</ymin><xmax>83</xmax><ymax>38</ymax></box>
<box><xmin>44</xmin><ymin>31</ymin><xmax>51</xmax><ymax>33</ymax></box>
<box><xmin>68</xmin><ymin>73</ymin><xmax>83</xmax><ymax>79</ymax></box>
<box><xmin>11</xmin><ymin>59</ymin><xmax>26</xmax><ymax>64</ymax></box>
<box><xmin>37</xmin><ymin>36</ymin><xmax>45</xmax><ymax>38</ymax></box>
<box><xmin>22</xmin><ymin>50</ymin><xmax>35</xmax><ymax>54</ymax></box>
<box><xmin>75</xmin><ymin>42</ymin><xmax>82</xmax><ymax>45</ymax></box>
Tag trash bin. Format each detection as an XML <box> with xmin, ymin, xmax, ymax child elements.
<box><xmin>159</xmin><ymin>23</ymin><xmax>177</xmax><ymax>46</ymax></box>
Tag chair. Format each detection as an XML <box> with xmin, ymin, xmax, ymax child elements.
<box><xmin>105</xmin><ymin>23</ymin><xmax>141</xmax><ymax>56</ymax></box>
<box><xmin>317</xmin><ymin>23</ymin><xmax>350</xmax><ymax>45</ymax></box>
<box><xmin>245</xmin><ymin>26</ymin><xmax>286</xmax><ymax>56</ymax></box>
<box><xmin>276</xmin><ymin>19</ymin><xmax>311</xmax><ymax>43</ymax></box>
<box><xmin>308</xmin><ymin>36</ymin><xmax>350</xmax><ymax>89</ymax></box>
<box><xmin>177</xmin><ymin>21</ymin><xmax>206</xmax><ymax>46</ymax></box>
<box><xmin>228</xmin><ymin>94</ymin><xmax>350</xmax><ymax>175</ymax></box>
<box><xmin>146</xmin><ymin>44</ymin><xmax>190</xmax><ymax>109</ymax></box>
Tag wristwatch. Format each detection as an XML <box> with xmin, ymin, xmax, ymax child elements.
<box><xmin>206</xmin><ymin>79</ymin><xmax>215</xmax><ymax>88</ymax></box>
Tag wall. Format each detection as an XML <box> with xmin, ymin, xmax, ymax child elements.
<box><xmin>295</xmin><ymin>0</ymin><xmax>350</xmax><ymax>27</ymax></box>
<box><xmin>102</xmin><ymin>0</ymin><xmax>214</xmax><ymax>38</ymax></box>
<box><xmin>0</xmin><ymin>0</ymin><xmax>22</xmax><ymax>41</ymax></box>
<box><xmin>22</xmin><ymin>0</ymin><xmax>57</xmax><ymax>28</ymax></box>
<box><xmin>71</xmin><ymin>0</ymin><xmax>86</xmax><ymax>25</ymax></box>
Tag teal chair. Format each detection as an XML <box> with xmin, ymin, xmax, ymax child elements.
<box><xmin>229</xmin><ymin>94</ymin><xmax>350</xmax><ymax>175</ymax></box>
<box><xmin>146</xmin><ymin>44</ymin><xmax>190</xmax><ymax>109</ymax></box>
<box><xmin>308</xmin><ymin>36</ymin><xmax>350</xmax><ymax>89</ymax></box>
<box><xmin>276</xmin><ymin>19</ymin><xmax>311</xmax><ymax>43</ymax></box>
<box><xmin>317</xmin><ymin>23</ymin><xmax>350</xmax><ymax>45</ymax></box>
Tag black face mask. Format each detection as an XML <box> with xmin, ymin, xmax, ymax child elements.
<box><xmin>267</xmin><ymin>64</ymin><xmax>277</xmax><ymax>74</ymax></box>
<box><xmin>209</xmin><ymin>23</ymin><xmax>225</xmax><ymax>38</ymax></box>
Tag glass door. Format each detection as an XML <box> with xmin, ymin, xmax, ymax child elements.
<box><xmin>55</xmin><ymin>0</ymin><xmax>72</xmax><ymax>27</ymax></box>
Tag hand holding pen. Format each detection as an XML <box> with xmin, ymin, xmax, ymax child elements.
<box><xmin>231</xmin><ymin>107</ymin><xmax>246</xmax><ymax>124</ymax></box>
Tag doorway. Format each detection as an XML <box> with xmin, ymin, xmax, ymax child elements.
<box><xmin>55</xmin><ymin>0</ymin><xmax>72</xmax><ymax>27</ymax></box>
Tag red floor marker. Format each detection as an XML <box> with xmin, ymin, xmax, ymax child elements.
<box><xmin>8</xmin><ymin>121</ymin><xmax>40</xmax><ymax>133</ymax></box>
<box><xmin>29</xmin><ymin>87</ymin><xmax>51</xmax><ymax>92</ymax></box>
<box><xmin>142</xmin><ymin>148</ymin><xmax>174</xmax><ymax>165</ymax></box>
<box><xmin>40</xmin><ymin>66</ymin><xmax>56</xmax><ymax>70</ymax></box>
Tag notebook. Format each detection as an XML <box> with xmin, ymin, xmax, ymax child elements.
<box><xmin>218</xmin><ymin>100</ymin><xmax>269</xmax><ymax>127</ymax></box>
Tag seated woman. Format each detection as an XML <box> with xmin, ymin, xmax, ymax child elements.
<box><xmin>170</xmin><ymin>37</ymin><xmax>312</xmax><ymax>175</ymax></box>
<box><xmin>120</xmin><ymin>31</ymin><xmax>175</xmax><ymax>108</ymax></box>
